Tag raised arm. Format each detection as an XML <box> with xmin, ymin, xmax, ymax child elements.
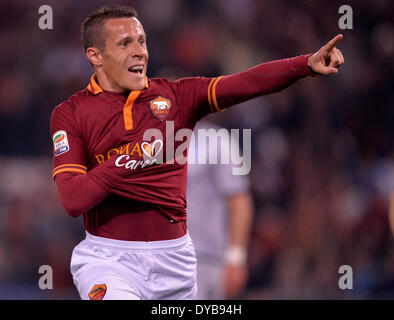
<box><xmin>205</xmin><ymin>34</ymin><xmax>344</xmax><ymax>112</ymax></box>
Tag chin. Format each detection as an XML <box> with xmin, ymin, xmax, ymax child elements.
<box><xmin>126</xmin><ymin>78</ymin><xmax>146</xmax><ymax>91</ymax></box>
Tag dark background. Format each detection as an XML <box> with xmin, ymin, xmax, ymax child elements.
<box><xmin>0</xmin><ymin>0</ymin><xmax>392</xmax><ymax>299</ymax></box>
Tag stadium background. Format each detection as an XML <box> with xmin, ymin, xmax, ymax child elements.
<box><xmin>0</xmin><ymin>0</ymin><xmax>392</xmax><ymax>299</ymax></box>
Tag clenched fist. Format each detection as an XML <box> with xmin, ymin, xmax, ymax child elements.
<box><xmin>308</xmin><ymin>34</ymin><xmax>345</xmax><ymax>75</ymax></box>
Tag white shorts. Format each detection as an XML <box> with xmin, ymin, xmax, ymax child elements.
<box><xmin>70</xmin><ymin>232</ymin><xmax>197</xmax><ymax>300</ymax></box>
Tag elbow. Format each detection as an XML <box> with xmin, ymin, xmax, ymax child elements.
<box><xmin>62</xmin><ymin>202</ymin><xmax>86</xmax><ymax>218</ymax></box>
<box><xmin>66</xmin><ymin>209</ymin><xmax>84</xmax><ymax>218</ymax></box>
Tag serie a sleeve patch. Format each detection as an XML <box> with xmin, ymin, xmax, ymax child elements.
<box><xmin>53</xmin><ymin>130</ymin><xmax>70</xmax><ymax>156</ymax></box>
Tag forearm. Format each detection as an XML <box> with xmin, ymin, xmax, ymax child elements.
<box><xmin>225</xmin><ymin>193</ymin><xmax>254</xmax><ymax>264</ymax></box>
<box><xmin>88</xmin><ymin>156</ymin><xmax>187</xmax><ymax>213</ymax></box>
<box><xmin>223</xmin><ymin>192</ymin><xmax>254</xmax><ymax>299</ymax></box>
<box><xmin>55</xmin><ymin>171</ymin><xmax>109</xmax><ymax>217</ymax></box>
<box><xmin>215</xmin><ymin>54</ymin><xmax>314</xmax><ymax>110</ymax></box>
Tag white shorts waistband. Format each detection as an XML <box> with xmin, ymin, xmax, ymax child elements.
<box><xmin>85</xmin><ymin>231</ymin><xmax>191</xmax><ymax>252</ymax></box>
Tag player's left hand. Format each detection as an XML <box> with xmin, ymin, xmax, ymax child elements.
<box><xmin>308</xmin><ymin>34</ymin><xmax>344</xmax><ymax>75</ymax></box>
<box><xmin>223</xmin><ymin>264</ymin><xmax>248</xmax><ymax>299</ymax></box>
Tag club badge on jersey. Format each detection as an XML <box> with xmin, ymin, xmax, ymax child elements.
<box><xmin>149</xmin><ymin>96</ymin><xmax>172</xmax><ymax>121</ymax></box>
<box><xmin>53</xmin><ymin>130</ymin><xmax>70</xmax><ymax>156</ymax></box>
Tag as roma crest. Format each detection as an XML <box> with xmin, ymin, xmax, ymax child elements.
<box><xmin>150</xmin><ymin>96</ymin><xmax>171</xmax><ymax>121</ymax></box>
<box><xmin>88</xmin><ymin>284</ymin><xmax>107</xmax><ymax>300</ymax></box>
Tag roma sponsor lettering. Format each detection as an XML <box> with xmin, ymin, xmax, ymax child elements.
<box><xmin>95</xmin><ymin>142</ymin><xmax>143</xmax><ymax>164</ymax></box>
<box><xmin>115</xmin><ymin>155</ymin><xmax>157</xmax><ymax>171</ymax></box>
<box><xmin>93</xmin><ymin>121</ymin><xmax>252</xmax><ymax>175</ymax></box>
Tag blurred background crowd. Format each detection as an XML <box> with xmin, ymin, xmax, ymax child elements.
<box><xmin>0</xmin><ymin>0</ymin><xmax>392</xmax><ymax>299</ymax></box>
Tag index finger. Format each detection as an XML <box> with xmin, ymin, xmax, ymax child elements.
<box><xmin>323</xmin><ymin>34</ymin><xmax>343</xmax><ymax>52</ymax></box>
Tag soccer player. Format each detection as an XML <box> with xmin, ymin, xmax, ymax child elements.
<box><xmin>50</xmin><ymin>5</ymin><xmax>344</xmax><ymax>300</ymax></box>
<box><xmin>187</xmin><ymin>120</ymin><xmax>254</xmax><ymax>299</ymax></box>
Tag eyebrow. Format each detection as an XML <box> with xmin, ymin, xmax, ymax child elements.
<box><xmin>116</xmin><ymin>36</ymin><xmax>133</xmax><ymax>45</ymax></box>
<box><xmin>116</xmin><ymin>34</ymin><xmax>146</xmax><ymax>45</ymax></box>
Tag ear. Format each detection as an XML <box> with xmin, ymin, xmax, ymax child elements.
<box><xmin>86</xmin><ymin>47</ymin><xmax>103</xmax><ymax>67</ymax></box>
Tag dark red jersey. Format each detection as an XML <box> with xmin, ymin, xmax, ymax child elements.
<box><xmin>51</xmin><ymin>74</ymin><xmax>218</xmax><ymax>237</ymax></box>
<box><xmin>51</xmin><ymin>54</ymin><xmax>314</xmax><ymax>241</ymax></box>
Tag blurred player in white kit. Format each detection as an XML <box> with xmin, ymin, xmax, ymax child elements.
<box><xmin>187</xmin><ymin>120</ymin><xmax>254</xmax><ymax>299</ymax></box>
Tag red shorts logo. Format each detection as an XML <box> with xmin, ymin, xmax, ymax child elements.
<box><xmin>88</xmin><ymin>284</ymin><xmax>107</xmax><ymax>300</ymax></box>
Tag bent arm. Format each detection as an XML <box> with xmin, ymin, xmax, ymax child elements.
<box><xmin>55</xmin><ymin>171</ymin><xmax>109</xmax><ymax>217</ymax></box>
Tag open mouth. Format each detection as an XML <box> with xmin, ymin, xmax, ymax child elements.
<box><xmin>128</xmin><ymin>65</ymin><xmax>144</xmax><ymax>75</ymax></box>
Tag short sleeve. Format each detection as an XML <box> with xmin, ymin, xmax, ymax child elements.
<box><xmin>50</xmin><ymin>102</ymin><xmax>88</xmax><ymax>179</ymax></box>
<box><xmin>175</xmin><ymin>76</ymin><xmax>224</xmax><ymax>126</ymax></box>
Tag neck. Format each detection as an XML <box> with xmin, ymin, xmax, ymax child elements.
<box><xmin>95</xmin><ymin>70</ymin><xmax>126</xmax><ymax>93</ymax></box>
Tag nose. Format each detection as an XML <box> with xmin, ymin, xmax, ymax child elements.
<box><xmin>130</xmin><ymin>42</ymin><xmax>146</xmax><ymax>60</ymax></box>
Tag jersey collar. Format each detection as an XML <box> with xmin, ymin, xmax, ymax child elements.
<box><xmin>86</xmin><ymin>74</ymin><xmax>149</xmax><ymax>95</ymax></box>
